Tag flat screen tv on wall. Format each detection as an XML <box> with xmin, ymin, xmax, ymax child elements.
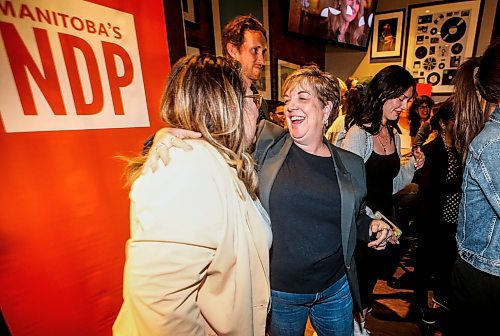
<box><xmin>288</xmin><ymin>0</ymin><xmax>379</xmax><ymax>50</ymax></box>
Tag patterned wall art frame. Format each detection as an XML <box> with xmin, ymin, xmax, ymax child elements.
<box><xmin>404</xmin><ymin>0</ymin><xmax>483</xmax><ymax>94</ymax></box>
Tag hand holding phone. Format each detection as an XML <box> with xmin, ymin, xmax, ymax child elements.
<box><xmin>374</xmin><ymin>211</ymin><xmax>403</xmax><ymax>239</ymax></box>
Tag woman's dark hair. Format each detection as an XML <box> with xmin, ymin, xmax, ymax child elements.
<box><xmin>409</xmin><ymin>95</ymin><xmax>434</xmax><ymax>136</ymax></box>
<box><xmin>430</xmin><ymin>99</ymin><xmax>454</xmax><ymax>131</ymax></box>
<box><xmin>344</xmin><ymin>86</ymin><xmax>362</xmax><ymax>131</ymax></box>
<box><xmin>453</xmin><ymin>38</ymin><xmax>500</xmax><ymax>162</ymax></box>
<box><xmin>344</xmin><ymin>77</ymin><xmax>372</xmax><ymax>131</ymax></box>
<box><xmin>355</xmin><ymin>65</ymin><xmax>416</xmax><ymax>137</ymax></box>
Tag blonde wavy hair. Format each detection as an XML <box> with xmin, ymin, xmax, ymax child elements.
<box><xmin>328</xmin><ymin>0</ymin><xmax>365</xmax><ymax>46</ymax></box>
<box><xmin>125</xmin><ymin>55</ymin><xmax>258</xmax><ymax>199</ymax></box>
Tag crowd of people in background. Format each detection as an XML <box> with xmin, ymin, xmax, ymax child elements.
<box><xmin>113</xmin><ymin>12</ymin><xmax>500</xmax><ymax>336</ymax></box>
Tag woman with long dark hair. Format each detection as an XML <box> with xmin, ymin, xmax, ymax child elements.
<box><xmin>342</xmin><ymin>65</ymin><xmax>425</xmax><ymax>333</ymax></box>
<box><xmin>327</xmin><ymin>77</ymin><xmax>372</xmax><ymax>147</ymax></box>
<box><xmin>450</xmin><ymin>38</ymin><xmax>500</xmax><ymax>335</ymax></box>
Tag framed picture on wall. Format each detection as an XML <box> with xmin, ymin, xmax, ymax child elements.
<box><xmin>254</xmin><ymin>62</ymin><xmax>271</xmax><ymax>99</ymax></box>
<box><xmin>186</xmin><ymin>46</ymin><xmax>200</xmax><ymax>56</ymax></box>
<box><xmin>277</xmin><ymin>60</ymin><xmax>300</xmax><ymax>102</ymax></box>
<box><xmin>370</xmin><ymin>9</ymin><xmax>405</xmax><ymax>59</ymax></box>
<box><xmin>182</xmin><ymin>0</ymin><xmax>196</xmax><ymax>23</ymax></box>
<box><xmin>404</xmin><ymin>0</ymin><xmax>483</xmax><ymax>94</ymax></box>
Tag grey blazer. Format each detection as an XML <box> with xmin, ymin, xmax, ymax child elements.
<box><xmin>253</xmin><ymin>121</ymin><xmax>373</xmax><ymax>311</ymax></box>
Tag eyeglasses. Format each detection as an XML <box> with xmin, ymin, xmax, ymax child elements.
<box><xmin>418</xmin><ymin>105</ymin><xmax>430</xmax><ymax>109</ymax></box>
<box><xmin>245</xmin><ymin>94</ymin><xmax>263</xmax><ymax>110</ymax></box>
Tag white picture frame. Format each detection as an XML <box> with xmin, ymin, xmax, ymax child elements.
<box><xmin>404</xmin><ymin>0</ymin><xmax>482</xmax><ymax>94</ymax></box>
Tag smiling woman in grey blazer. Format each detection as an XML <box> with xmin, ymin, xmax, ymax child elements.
<box><xmin>254</xmin><ymin>65</ymin><xmax>395</xmax><ymax>336</ymax></box>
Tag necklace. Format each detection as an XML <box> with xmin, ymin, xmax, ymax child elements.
<box><xmin>441</xmin><ymin>132</ymin><xmax>452</xmax><ymax>148</ymax></box>
<box><xmin>377</xmin><ymin>134</ymin><xmax>389</xmax><ymax>153</ymax></box>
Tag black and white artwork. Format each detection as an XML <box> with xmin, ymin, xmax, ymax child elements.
<box><xmin>405</xmin><ymin>1</ymin><xmax>482</xmax><ymax>93</ymax></box>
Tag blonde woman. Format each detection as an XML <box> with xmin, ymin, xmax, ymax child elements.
<box><xmin>113</xmin><ymin>55</ymin><xmax>271</xmax><ymax>336</ymax></box>
<box><xmin>322</xmin><ymin>0</ymin><xmax>367</xmax><ymax>46</ymax></box>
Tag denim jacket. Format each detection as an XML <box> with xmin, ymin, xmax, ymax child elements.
<box><xmin>456</xmin><ymin>107</ymin><xmax>500</xmax><ymax>276</ymax></box>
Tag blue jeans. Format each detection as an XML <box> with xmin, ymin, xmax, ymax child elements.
<box><xmin>268</xmin><ymin>275</ymin><xmax>353</xmax><ymax>336</ymax></box>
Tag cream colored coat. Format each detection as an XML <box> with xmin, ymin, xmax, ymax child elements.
<box><xmin>113</xmin><ymin>140</ymin><xmax>271</xmax><ymax>336</ymax></box>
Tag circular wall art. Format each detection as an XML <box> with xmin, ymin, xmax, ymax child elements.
<box><xmin>451</xmin><ymin>43</ymin><xmax>464</xmax><ymax>54</ymax></box>
<box><xmin>415</xmin><ymin>46</ymin><xmax>428</xmax><ymax>59</ymax></box>
<box><xmin>423</xmin><ymin>57</ymin><xmax>437</xmax><ymax>70</ymax></box>
<box><xmin>427</xmin><ymin>72</ymin><xmax>441</xmax><ymax>85</ymax></box>
<box><xmin>440</xmin><ymin>17</ymin><xmax>466</xmax><ymax>43</ymax></box>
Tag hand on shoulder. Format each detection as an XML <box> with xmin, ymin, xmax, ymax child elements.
<box><xmin>144</xmin><ymin>128</ymin><xmax>202</xmax><ymax>173</ymax></box>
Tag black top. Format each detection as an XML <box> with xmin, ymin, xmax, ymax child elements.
<box><xmin>415</xmin><ymin>135</ymin><xmax>462</xmax><ymax>235</ymax></box>
<box><xmin>442</xmin><ymin>145</ymin><xmax>461</xmax><ymax>223</ymax></box>
<box><xmin>365</xmin><ymin>151</ymin><xmax>400</xmax><ymax>220</ymax></box>
<box><xmin>269</xmin><ymin>143</ymin><xmax>344</xmax><ymax>294</ymax></box>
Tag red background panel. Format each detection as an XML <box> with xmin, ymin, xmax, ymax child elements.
<box><xmin>0</xmin><ymin>1</ymin><xmax>170</xmax><ymax>334</ymax></box>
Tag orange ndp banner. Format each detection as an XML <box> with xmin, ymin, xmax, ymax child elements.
<box><xmin>0</xmin><ymin>0</ymin><xmax>170</xmax><ymax>334</ymax></box>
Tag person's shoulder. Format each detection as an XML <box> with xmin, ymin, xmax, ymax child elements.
<box><xmin>150</xmin><ymin>140</ymin><xmax>228</xmax><ymax>178</ymax></box>
<box><xmin>331</xmin><ymin>144</ymin><xmax>364</xmax><ymax>165</ymax></box>
<box><xmin>183</xmin><ymin>140</ymin><xmax>229</xmax><ymax>170</ymax></box>
<box><xmin>254</xmin><ymin>120</ymin><xmax>288</xmax><ymax>164</ymax></box>
<box><xmin>470</xmin><ymin>124</ymin><xmax>500</xmax><ymax>156</ymax></box>
<box><xmin>344</xmin><ymin>124</ymin><xmax>368</xmax><ymax>139</ymax></box>
<box><xmin>257</xmin><ymin>120</ymin><xmax>286</xmax><ymax>139</ymax></box>
<box><xmin>131</xmin><ymin>140</ymin><xmax>223</xmax><ymax>201</ymax></box>
<box><xmin>330</xmin><ymin>114</ymin><xmax>346</xmax><ymax>130</ymax></box>
<box><xmin>346</xmin><ymin>123</ymin><xmax>363</xmax><ymax>133</ymax></box>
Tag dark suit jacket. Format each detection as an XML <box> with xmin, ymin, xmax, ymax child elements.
<box><xmin>253</xmin><ymin>121</ymin><xmax>373</xmax><ymax>311</ymax></box>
